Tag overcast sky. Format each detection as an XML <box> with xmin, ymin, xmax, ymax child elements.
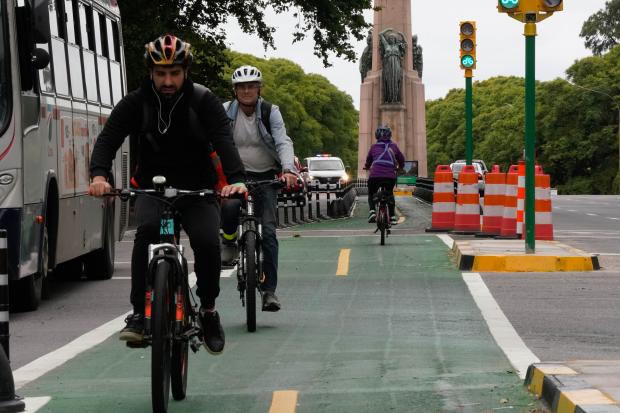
<box><xmin>220</xmin><ymin>1</ymin><xmax>608</xmax><ymax>109</ymax></box>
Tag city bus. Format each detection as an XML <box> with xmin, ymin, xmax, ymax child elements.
<box><xmin>1</xmin><ymin>0</ymin><xmax>130</xmax><ymax>311</ymax></box>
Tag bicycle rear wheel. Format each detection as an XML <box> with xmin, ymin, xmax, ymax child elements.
<box><xmin>245</xmin><ymin>231</ymin><xmax>257</xmax><ymax>332</ymax></box>
<box><xmin>171</xmin><ymin>273</ymin><xmax>189</xmax><ymax>401</ymax></box>
<box><xmin>152</xmin><ymin>261</ymin><xmax>172</xmax><ymax>413</ymax></box>
<box><xmin>379</xmin><ymin>210</ymin><xmax>386</xmax><ymax>246</ymax></box>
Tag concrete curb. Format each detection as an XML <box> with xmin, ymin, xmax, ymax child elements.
<box><xmin>452</xmin><ymin>241</ymin><xmax>601</xmax><ymax>272</ymax></box>
<box><xmin>525</xmin><ymin>363</ymin><xmax>619</xmax><ymax>413</ymax></box>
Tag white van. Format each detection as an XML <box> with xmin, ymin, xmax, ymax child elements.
<box><xmin>1</xmin><ymin>0</ymin><xmax>130</xmax><ymax>310</ymax></box>
<box><xmin>303</xmin><ymin>155</ymin><xmax>350</xmax><ymax>184</ymax></box>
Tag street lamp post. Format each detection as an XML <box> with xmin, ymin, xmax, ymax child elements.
<box><xmin>570</xmin><ymin>84</ymin><xmax>620</xmax><ymax>194</ymax></box>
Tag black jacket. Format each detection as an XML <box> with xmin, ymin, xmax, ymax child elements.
<box><xmin>90</xmin><ymin>76</ymin><xmax>246</xmax><ymax>190</ymax></box>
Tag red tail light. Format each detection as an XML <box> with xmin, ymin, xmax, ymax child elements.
<box><xmin>477</xmin><ymin>174</ymin><xmax>482</xmax><ymax>179</ymax></box>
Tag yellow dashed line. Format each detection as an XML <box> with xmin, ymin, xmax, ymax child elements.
<box><xmin>336</xmin><ymin>249</ymin><xmax>351</xmax><ymax>276</ymax></box>
<box><xmin>268</xmin><ymin>390</ymin><xmax>298</xmax><ymax>413</ymax></box>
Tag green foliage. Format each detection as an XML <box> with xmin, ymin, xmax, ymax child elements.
<box><xmin>427</xmin><ymin>46</ymin><xmax>620</xmax><ymax>194</ymax></box>
<box><xmin>580</xmin><ymin>0</ymin><xmax>620</xmax><ymax>56</ymax></box>
<box><xmin>224</xmin><ymin>52</ymin><xmax>359</xmax><ymax>174</ymax></box>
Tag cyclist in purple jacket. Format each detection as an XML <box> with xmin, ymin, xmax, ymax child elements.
<box><xmin>365</xmin><ymin>126</ymin><xmax>405</xmax><ymax>224</ymax></box>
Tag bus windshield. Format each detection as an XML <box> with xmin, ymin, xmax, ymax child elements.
<box><xmin>310</xmin><ymin>159</ymin><xmax>344</xmax><ymax>171</ymax></box>
<box><xmin>0</xmin><ymin>2</ymin><xmax>8</xmax><ymax>132</ymax></box>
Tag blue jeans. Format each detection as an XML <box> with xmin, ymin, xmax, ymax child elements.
<box><xmin>221</xmin><ymin>171</ymin><xmax>279</xmax><ymax>292</ymax></box>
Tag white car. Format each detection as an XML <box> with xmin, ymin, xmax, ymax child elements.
<box><xmin>303</xmin><ymin>155</ymin><xmax>350</xmax><ymax>184</ymax></box>
<box><xmin>450</xmin><ymin>162</ymin><xmax>486</xmax><ymax>194</ymax></box>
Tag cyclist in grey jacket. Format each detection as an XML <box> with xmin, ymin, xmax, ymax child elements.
<box><xmin>220</xmin><ymin>65</ymin><xmax>297</xmax><ymax>312</ymax></box>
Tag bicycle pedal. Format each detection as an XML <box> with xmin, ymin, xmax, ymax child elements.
<box><xmin>190</xmin><ymin>338</ymin><xmax>203</xmax><ymax>353</ymax></box>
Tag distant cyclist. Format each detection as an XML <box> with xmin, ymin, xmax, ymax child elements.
<box><xmin>89</xmin><ymin>35</ymin><xmax>247</xmax><ymax>355</ymax></box>
<box><xmin>220</xmin><ymin>65</ymin><xmax>298</xmax><ymax>313</ymax></box>
<box><xmin>365</xmin><ymin>125</ymin><xmax>405</xmax><ymax>224</ymax></box>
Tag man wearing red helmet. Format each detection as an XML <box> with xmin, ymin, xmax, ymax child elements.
<box><xmin>89</xmin><ymin>35</ymin><xmax>247</xmax><ymax>356</ymax></box>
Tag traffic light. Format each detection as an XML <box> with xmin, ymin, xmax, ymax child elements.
<box><xmin>498</xmin><ymin>0</ymin><xmax>521</xmax><ymax>13</ymax></box>
<box><xmin>460</xmin><ymin>21</ymin><xmax>476</xmax><ymax>70</ymax></box>
<box><xmin>538</xmin><ymin>0</ymin><xmax>562</xmax><ymax>12</ymax></box>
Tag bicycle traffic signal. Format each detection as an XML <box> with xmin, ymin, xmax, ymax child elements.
<box><xmin>498</xmin><ymin>0</ymin><xmax>562</xmax><ymax>22</ymax></box>
<box><xmin>460</xmin><ymin>21</ymin><xmax>476</xmax><ymax>70</ymax></box>
<box><xmin>538</xmin><ymin>0</ymin><xmax>562</xmax><ymax>12</ymax></box>
<box><xmin>498</xmin><ymin>0</ymin><xmax>521</xmax><ymax>13</ymax></box>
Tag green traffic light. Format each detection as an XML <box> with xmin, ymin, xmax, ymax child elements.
<box><xmin>462</xmin><ymin>55</ymin><xmax>475</xmax><ymax>68</ymax></box>
<box><xmin>500</xmin><ymin>0</ymin><xmax>519</xmax><ymax>9</ymax></box>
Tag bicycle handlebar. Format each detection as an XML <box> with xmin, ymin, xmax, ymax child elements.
<box><xmin>89</xmin><ymin>188</ymin><xmax>248</xmax><ymax>201</ymax></box>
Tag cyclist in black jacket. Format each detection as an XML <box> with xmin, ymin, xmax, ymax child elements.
<box><xmin>89</xmin><ymin>35</ymin><xmax>247</xmax><ymax>356</ymax></box>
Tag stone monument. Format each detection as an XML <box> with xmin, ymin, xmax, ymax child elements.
<box><xmin>358</xmin><ymin>0</ymin><xmax>428</xmax><ymax>178</ymax></box>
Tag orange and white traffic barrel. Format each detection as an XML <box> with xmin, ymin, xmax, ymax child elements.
<box><xmin>497</xmin><ymin>165</ymin><xmax>520</xmax><ymax>239</ymax></box>
<box><xmin>533</xmin><ymin>167</ymin><xmax>554</xmax><ymax>240</ymax></box>
<box><xmin>516</xmin><ymin>161</ymin><xmax>525</xmax><ymax>237</ymax></box>
<box><xmin>477</xmin><ymin>165</ymin><xmax>505</xmax><ymax>238</ymax></box>
<box><xmin>450</xmin><ymin>165</ymin><xmax>480</xmax><ymax>234</ymax></box>
<box><xmin>426</xmin><ymin>165</ymin><xmax>455</xmax><ymax>232</ymax></box>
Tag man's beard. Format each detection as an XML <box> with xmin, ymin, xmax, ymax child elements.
<box><xmin>157</xmin><ymin>85</ymin><xmax>181</xmax><ymax>102</ymax></box>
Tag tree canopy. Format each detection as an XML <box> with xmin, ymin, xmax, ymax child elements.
<box><xmin>580</xmin><ymin>0</ymin><xmax>620</xmax><ymax>56</ymax></box>
<box><xmin>224</xmin><ymin>52</ymin><xmax>360</xmax><ymax>174</ymax></box>
<box><xmin>118</xmin><ymin>0</ymin><xmax>377</xmax><ymax>94</ymax></box>
<box><xmin>426</xmin><ymin>45</ymin><xmax>620</xmax><ymax>194</ymax></box>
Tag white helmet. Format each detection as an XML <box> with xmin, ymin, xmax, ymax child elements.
<box><xmin>231</xmin><ymin>65</ymin><xmax>263</xmax><ymax>85</ymax></box>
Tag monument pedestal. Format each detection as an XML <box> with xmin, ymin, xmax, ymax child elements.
<box><xmin>357</xmin><ymin>0</ymin><xmax>428</xmax><ymax>178</ymax></box>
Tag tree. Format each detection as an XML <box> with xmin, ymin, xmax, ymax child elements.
<box><xmin>225</xmin><ymin>52</ymin><xmax>360</xmax><ymax>174</ymax></box>
<box><xmin>119</xmin><ymin>0</ymin><xmax>379</xmax><ymax>94</ymax></box>
<box><xmin>580</xmin><ymin>0</ymin><xmax>620</xmax><ymax>56</ymax></box>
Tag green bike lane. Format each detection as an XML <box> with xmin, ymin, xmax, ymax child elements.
<box><xmin>17</xmin><ymin>204</ymin><xmax>544</xmax><ymax>412</ymax></box>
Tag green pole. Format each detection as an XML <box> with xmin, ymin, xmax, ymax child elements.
<box><xmin>466</xmin><ymin>74</ymin><xmax>473</xmax><ymax>165</ymax></box>
<box><xmin>525</xmin><ymin>23</ymin><xmax>536</xmax><ymax>254</ymax></box>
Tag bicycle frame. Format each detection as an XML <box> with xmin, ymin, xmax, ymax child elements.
<box><xmin>236</xmin><ymin>191</ymin><xmax>264</xmax><ymax>306</ymax></box>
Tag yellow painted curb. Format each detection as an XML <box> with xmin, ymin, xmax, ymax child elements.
<box><xmin>471</xmin><ymin>255</ymin><xmax>595</xmax><ymax>272</ymax></box>
<box><xmin>557</xmin><ymin>389</ymin><xmax>617</xmax><ymax>413</ymax></box>
<box><xmin>530</xmin><ymin>366</ymin><xmax>579</xmax><ymax>395</ymax></box>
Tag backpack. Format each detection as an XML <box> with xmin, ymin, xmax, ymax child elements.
<box><xmin>372</xmin><ymin>142</ymin><xmax>400</xmax><ymax>170</ymax></box>
<box><xmin>137</xmin><ymin>84</ymin><xmax>228</xmax><ymax>189</ymax></box>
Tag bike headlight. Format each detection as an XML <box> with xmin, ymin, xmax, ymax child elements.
<box><xmin>152</xmin><ymin>176</ymin><xmax>166</xmax><ymax>186</ymax></box>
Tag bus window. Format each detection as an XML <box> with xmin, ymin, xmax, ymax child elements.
<box><xmin>111</xmin><ymin>20</ymin><xmax>121</xmax><ymax>63</ymax></box>
<box><xmin>83</xmin><ymin>50</ymin><xmax>97</xmax><ymax>102</ymax></box>
<box><xmin>0</xmin><ymin>0</ymin><xmax>9</xmax><ymax>132</ymax></box>
<box><xmin>78</xmin><ymin>2</ymin><xmax>89</xmax><ymax>50</ymax></box>
<box><xmin>92</xmin><ymin>9</ymin><xmax>102</xmax><ymax>55</ymax></box>
<box><xmin>51</xmin><ymin>38</ymin><xmax>69</xmax><ymax>96</ymax></box>
<box><xmin>105</xmin><ymin>18</ymin><xmax>115</xmax><ymax>61</ymax></box>
<box><xmin>48</xmin><ymin>0</ymin><xmax>59</xmax><ymax>38</ymax></box>
<box><xmin>64</xmin><ymin>0</ymin><xmax>76</xmax><ymax>44</ymax></box>
<box><xmin>110</xmin><ymin>62</ymin><xmax>122</xmax><ymax>105</ymax></box>
<box><xmin>67</xmin><ymin>45</ymin><xmax>83</xmax><ymax>99</ymax></box>
<box><xmin>97</xmin><ymin>57</ymin><xmax>111</xmax><ymax>105</ymax></box>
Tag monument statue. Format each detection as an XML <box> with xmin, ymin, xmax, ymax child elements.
<box><xmin>378</xmin><ymin>28</ymin><xmax>407</xmax><ymax>104</ymax></box>
<box><xmin>412</xmin><ymin>35</ymin><xmax>423</xmax><ymax>79</ymax></box>
<box><xmin>359</xmin><ymin>30</ymin><xmax>373</xmax><ymax>83</ymax></box>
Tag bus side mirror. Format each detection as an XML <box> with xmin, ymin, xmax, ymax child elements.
<box><xmin>31</xmin><ymin>48</ymin><xmax>50</xmax><ymax>70</ymax></box>
<box><xmin>32</xmin><ymin>0</ymin><xmax>51</xmax><ymax>44</ymax></box>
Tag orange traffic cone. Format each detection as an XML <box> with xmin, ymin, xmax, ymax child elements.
<box><xmin>477</xmin><ymin>165</ymin><xmax>505</xmax><ymax>238</ymax></box>
<box><xmin>496</xmin><ymin>165</ymin><xmax>520</xmax><ymax>239</ymax></box>
<box><xmin>522</xmin><ymin>166</ymin><xmax>554</xmax><ymax>240</ymax></box>
<box><xmin>516</xmin><ymin>161</ymin><xmax>525</xmax><ymax>238</ymax></box>
<box><xmin>426</xmin><ymin>165</ymin><xmax>455</xmax><ymax>232</ymax></box>
<box><xmin>450</xmin><ymin>165</ymin><xmax>481</xmax><ymax>235</ymax></box>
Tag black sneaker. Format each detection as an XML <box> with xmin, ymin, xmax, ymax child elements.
<box><xmin>262</xmin><ymin>292</ymin><xmax>281</xmax><ymax>312</ymax></box>
<box><xmin>368</xmin><ymin>210</ymin><xmax>377</xmax><ymax>223</ymax></box>
<box><xmin>198</xmin><ymin>310</ymin><xmax>225</xmax><ymax>355</ymax></box>
<box><xmin>119</xmin><ymin>313</ymin><xmax>144</xmax><ymax>342</ymax></box>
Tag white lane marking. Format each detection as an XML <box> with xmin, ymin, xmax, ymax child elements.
<box><xmin>568</xmin><ymin>210</ymin><xmax>577</xmax><ymax>212</ymax></box>
<box><xmin>436</xmin><ymin>234</ymin><xmax>454</xmax><ymax>248</ymax></box>
<box><xmin>221</xmin><ymin>268</ymin><xmax>235</xmax><ymax>278</ymax></box>
<box><xmin>24</xmin><ymin>396</ymin><xmax>51</xmax><ymax>412</ymax></box>
<box><xmin>14</xmin><ymin>273</ymin><xmax>198</xmax><ymax>390</ymax></box>
<box><xmin>607</xmin><ymin>218</ymin><xmax>620</xmax><ymax>220</ymax></box>
<box><xmin>111</xmin><ymin>277</ymin><xmax>131</xmax><ymax>280</ymax></box>
<box><xmin>462</xmin><ymin>273</ymin><xmax>539</xmax><ymax>379</ymax></box>
<box><xmin>555</xmin><ymin>236</ymin><xmax>620</xmax><ymax>239</ymax></box>
<box><xmin>586</xmin><ymin>214</ymin><xmax>598</xmax><ymax>216</ymax></box>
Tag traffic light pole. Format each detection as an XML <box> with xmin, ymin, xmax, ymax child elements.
<box><xmin>466</xmin><ymin>70</ymin><xmax>473</xmax><ymax>166</ymax></box>
<box><xmin>524</xmin><ymin>23</ymin><xmax>536</xmax><ymax>253</ymax></box>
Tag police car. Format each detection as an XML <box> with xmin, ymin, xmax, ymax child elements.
<box><xmin>302</xmin><ymin>155</ymin><xmax>350</xmax><ymax>184</ymax></box>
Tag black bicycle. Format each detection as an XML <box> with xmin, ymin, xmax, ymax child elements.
<box><xmin>95</xmin><ymin>176</ymin><xmax>245</xmax><ymax>413</ymax></box>
<box><xmin>231</xmin><ymin>179</ymin><xmax>284</xmax><ymax>332</ymax></box>
<box><xmin>373</xmin><ymin>182</ymin><xmax>395</xmax><ymax>246</ymax></box>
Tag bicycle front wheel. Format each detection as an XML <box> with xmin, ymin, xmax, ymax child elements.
<box><xmin>379</xmin><ymin>211</ymin><xmax>386</xmax><ymax>246</ymax></box>
<box><xmin>171</xmin><ymin>272</ymin><xmax>189</xmax><ymax>401</ymax></box>
<box><xmin>152</xmin><ymin>260</ymin><xmax>172</xmax><ymax>413</ymax></box>
<box><xmin>245</xmin><ymin>231</ymin><xmax>257</xmax><ymax>333</ymax></box>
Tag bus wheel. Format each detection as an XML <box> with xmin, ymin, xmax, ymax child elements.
<box><xmin>11</xmin><ymin>229</ymin><xmax>47</xmax><ymax>312</ymax></box>
<box><xmin>84</xmin><ymin>203</ymin><xmax>115</xmax><ymax>280</ymax></box>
